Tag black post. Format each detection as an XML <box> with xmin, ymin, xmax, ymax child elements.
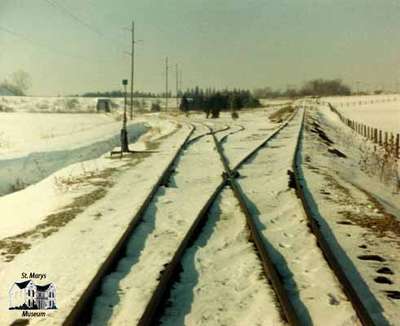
<box><xmin>121</xmin><ymin>79</ymin><xmax>130</xmax><ymax>152</ymax></box>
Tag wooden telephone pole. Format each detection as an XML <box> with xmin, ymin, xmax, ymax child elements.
<box><xmin>130</xmin><ymin>21</ymin><xmax>135</xmax><ymax>120</ymax></box>
<box><xmin>165</xmin><ymin>57</ymin><xmax>169</xmax><ymax>110</ymax></box>
<box><xmin>176</xmin><ymin>63</ymin><xmax>179</xmax><ymax>109</ymax></box>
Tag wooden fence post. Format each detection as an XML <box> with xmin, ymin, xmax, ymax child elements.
<box><xmin>390</xmin><ymin>132</ymin><xmax>396</xmax><ymax>155</ymax></box>
<box><xmin>379</xmin><ymin>130</ymin><xmax>382</xmax><ymax>145</ymax></box>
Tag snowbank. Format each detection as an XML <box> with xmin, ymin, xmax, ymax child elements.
<box><xmin>0</xmin><ymin>112</ymin><xmax>148</xmax><ymax>196</ymax></box>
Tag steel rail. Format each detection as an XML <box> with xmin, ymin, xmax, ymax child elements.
<box><xmin>62</xmin><ymin>124</ymin><xmax>196</xmax><ymax>326</ymax></box>
<box><xmin>219</xmin><ymin>125</ymin><xmax>245</xmax><ymax>143</ymax></box>
<box><xmin>291</xmin><ymin>108</ymin><xmax>378</xmax><ymax>326</ymax></box>
<box><xmin>232</xmin><ymin>110</ymin><xmax>298</xmax><ymax>171</ymax></box>
<box><xmin>62</xmin><ymin>122</ymin><xmax>235</xmax><ymax>325</ymax></box>
<box><xmin>186</xmin><ymin>125</ymin><xmax>230</xmax><ymax>146</ymax></box>
<box><xmin>137</xmin><ymin>182</ymin><xmax>227</xmax><ymax>325</ymax></box>
<box><xmin>136</xmin><ymin>114</ymin><xmax>301</xmax><ymax>325</ymax></box>
<box><xmin>209</xmin><ymin>112</ymin><xmax>302</xmax><ymax>326</ymax></box>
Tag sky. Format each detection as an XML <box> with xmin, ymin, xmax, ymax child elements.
<box><xmin>0</xmin><ymin>0</ymin><xmax>399</xmax><ymax>96</ymax></box>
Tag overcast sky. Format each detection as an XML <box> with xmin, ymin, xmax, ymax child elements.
<box><xmin>0</xmin><ymin>0</ymin><xmax>399</xmax><ymax>95</ymax></box>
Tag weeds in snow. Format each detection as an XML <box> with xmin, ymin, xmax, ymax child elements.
<box><xmin>0</xmin><ymin>167</ymin><xmax>116</xmax><ymax>262</ymax></box>
<box><xmin>9</xmin><ymin>178</ymin><xmax>27</xmax><ymax>193</ymax></box>
<box><xmin>358</xmin><ymin>139</ymin><xmax>399</xmax><ymax>193</ymax></box>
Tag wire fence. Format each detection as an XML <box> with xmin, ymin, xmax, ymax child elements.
<box><xmin>328</xmin><ymin>102</ymin><xmax>400</xmax><ymax>159</ymax></box>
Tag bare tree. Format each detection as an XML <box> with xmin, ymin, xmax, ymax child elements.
<box><xmin>10</xmin><ymin>70</ymin><xmax>32</xmax><ymax>94</ymax></box>
<box><xmin>1</xmin><ymin>70</ymin><xmax>32</xmax><ymax>96</ymax></box>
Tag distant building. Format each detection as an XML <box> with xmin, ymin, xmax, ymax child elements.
<box><xmin>9</xmin><ymin>280</ymin><xmax>57</xmax><ymax>310</ymax></box>
<box><xmin>96</xmin><ymin>98</ymin><xmax>111</xmax><ymax>112</ymax></box>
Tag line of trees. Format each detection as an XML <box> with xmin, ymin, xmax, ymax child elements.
<box><xmin>254</xmin><ymin>79</ymin><xmax>352</xmax><ymax>99</ymax></box>
<box><xmin>180</xmin><ymin>87</ymin><xmax>261</xmax><ymax>116</ymax></box>
<box><xmin>81</xmin><ymin>90</ymin><xmax>160</xmax><ymax>98</ymax></box>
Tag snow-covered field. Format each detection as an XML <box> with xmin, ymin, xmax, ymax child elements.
<box><xmin>0</xmin><ymin>96</ymin><xmax>112</xmax><ymax>113</ymax></box>
<box><xmin>0</xmin><ymin>112</ymin><xmax>148</xmax><ymax>196</ymax></box>
<box><xmin>0</xmin><ymin>96</ymin><xmax>399</xmax><ymax>325</ymax></box>
<box><xmin>0</xmin><ymin>96</ymin><xmax>177</xmax><ymax>114</ymax></box>
<box><xmin>324</xmin><ymin>95</ymin><xmax>400</xmax><ymax>134</ymax></box>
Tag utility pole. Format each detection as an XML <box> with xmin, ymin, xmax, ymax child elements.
<box><xmin>179</xmin><ymin>69</ymin><xmax>183</xmax><ymax>93</ymax></box>
<box><xmin>130</xmin><ymin>21</ymin><xmax>135</xmax><ymax>120</ymax></box>
<box><xmin>176</xmin><ymin>63</ymin><xmax>179</xmax><ymax>109</ymax></box>
<box><xmin>165</xmin><ymin>57</ymin><xmax>169</xmax><ymax>111</ymax></box>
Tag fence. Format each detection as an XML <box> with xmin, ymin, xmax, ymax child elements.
<box><xmin>328</xmin><ymin>103</ymin><xmax>400</xmax><ymax>159</ymax></box>
<box><xmin>326</xmin><ymin>96</ymin><xmax>399</xmax><ymax>108</ymax></box>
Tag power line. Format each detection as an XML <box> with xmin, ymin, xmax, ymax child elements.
<box><xmin>0</xmin><ymin>25</ymin><xmax>115</xmax><ymax>63</ymax></box>
<box><xmin>43</xmin><ymin>0</ymin><xmax>127</xmax><ymax>50</ymax></box>
<box><xmin>44</xmin><ymin>0</ymin><xmax>104</xmax><ymax>37</ymax></box>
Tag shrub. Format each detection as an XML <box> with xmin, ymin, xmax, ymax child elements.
<box><xmin>65</xmin><ymin>98</ymin><xmax>79</xmax><ymax>111</ymax></box>
<box><xmin>151</xmin><ymin>101</ymin><xmax>161</xmax><ymax>112</ymax></box>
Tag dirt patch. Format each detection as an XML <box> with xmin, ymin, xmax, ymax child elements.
<box><xmin>319</xmin><ymin>172</ymin><xmax>400</xmax><ymax>242</ymax></box>
<box><xmin>0</xmin><ymin>169</ymin><xmax>115</xmax><ymax>262</ymax></box>
<box><xmin>287</xmin><ymin>170</ymin><xmax>296</xmax><ymax>189</ymax></box>
<box><xmin>374</xmin><ymin>276</ymin><xmax>393</xmax><ymax>284</ymax></box>
<box><xmin>349</xmin><ymin>182</ymin><xmax>400</xmax><ymax>239</ymax></box>
<box><xmin>310</xmin><ymin>126</ymin><xmax>334</xmax><ymax>145</ymax></box>
<box><xmin>0</xmin><ymin>124</ymin><xmax>182</xmax><ymax>262</ymax></box>
<box><xmin>328</xmin><ymin>148</ymin><xmax>347</xmax><ymax>158</ymax></box>
<box><xmin>377</xmin><ymin>267</ymin><xmax>394</xmax><ymax>275</ymax></box>
<box><xmin>358</xmin><ymin>254</ymin><xmax>386</xmax><ymax>262</ymax></box>
<box><xmin>386</xmin><ymin>290</ymin><xmax>400</xmax><ymax>299</ymax></box>
<box><xmin>269</xmin><ymin>105</ymin><xmax>294</xmax><ymax>123</ymax></box>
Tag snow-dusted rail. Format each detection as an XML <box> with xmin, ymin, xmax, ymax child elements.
<box><xmin>219</xmin><ymin>124</ymin><xmax>245</xmax><ymax>143</ymax></box>
<box><xmin>137</xmin><ymin>105</ymin><xmax>380</xmax><ymax>326</ymax></box>
<box><xmin>136</xmin><ymin>114</ymin><xmax>300</xmax><ymax>325</ymax></box>
<box><xmin>292</xmin><ymin>110</ymin><xmax>379</xmax><ymax>326</ymax></box>
<box><xmin>210</xmin><ymin>111</ymin><xmax>301</xmax><ymax>325</ymax></box>
<box><xmin>214</xmin><ymin>106</ymin><xmax>376</xmax><ymax>325</ymax></box>
<box><xmin>62</xmin><ymin>123</ymin><xmax>235</xmax><ymax>326</ymax></box>
<box><xmin>61</xmin><ymin>124</ymin><xmax>194</xmax><ymax>325</ymax></box>
<box><xmin>185</xmin><ymin>124</ymin><xmax>230</xmax><ymax>146</ymax></box>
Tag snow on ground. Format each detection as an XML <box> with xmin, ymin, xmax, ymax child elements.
<box><xmin>0</xmin><ymin>96</ymin><xmax>167</xmax><ymax>113</ymax></box>
<box><xmin>259</xmin><ymin>98</ymin><xmax>293</xmax><ymax>107</ymax></box>
<box><xmin>3</xmin><ymin>99</ymin><xmax>398</xmax><ymax>325</ymax></box>
<box><xmin>0</xmin><ymin>114</ymin><xmax>188</xmax><ymax>325</ymax></box>
<box><xmin>90</xmin><ymin>132</ymin><xmax>225</xmax><ymax>325</ymax></box>
<box><xmin>0</xmin><ymin>112</ymin><xmax>148</xmax><ymax>196</ymax></box>
<box><xmin>236</xmin><ymin>107</ymin><xmax>359</xmax><ymax>325</ymax></box>
<box><xmin>300</xmin><ymin>103</ymin><xmax>400</xmax><ymax>324</ymax></box>
<box><xmin>161</xmin><ymin>188</ymin><xmax>284</xmax><ymax>326</ymax></box>
<box><xmin>324</xmin><ymin>95</ymin><xmax>400</xmax><ymax>133</ymax></box>
<box><xmin>187</xmin><ymin>108</ymin><xmax>282</xmax><ymax>168</ymax></box>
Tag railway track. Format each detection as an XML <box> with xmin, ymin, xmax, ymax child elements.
<box><xmin>137</xmin><ymin>110</ymin><xmax>303</xmax><ymax>326</ymax></box>
<box><xmin>65</xmin><ymin>105</ymin><xmax>379</xmax><ymax>325</ymax></box>
<box><xmin>137</xmin><ymin>105</ymin><xmax>378</xmax><ymax>326</ymax></box>
<box><xmin>62</xmin><ymin>123</ymin><xmax>230</xmax><ymax>326</ymax></box>
<box><xmin>292</xmin><ymin>108</ymin><xmax>378</xmax><ymax>326</ymax></box>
